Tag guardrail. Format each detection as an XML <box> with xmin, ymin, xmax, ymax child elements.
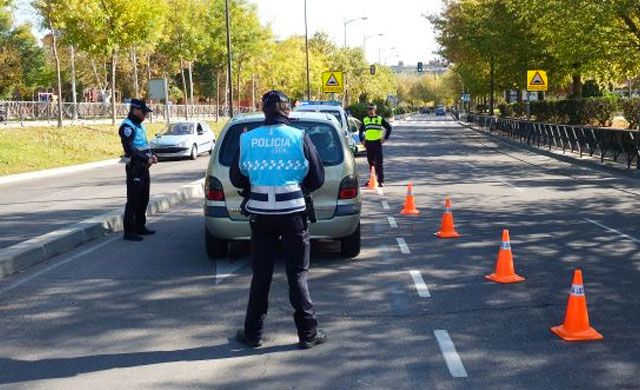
<box><xmin>467</xmin><ymin>114</ymin><xmax>640</xmax><ymax>169</ymax></box>
<box><xmin>0</xmin><ymin>101</ymin><xmax>253</xmax><ymax>122</ymax></box>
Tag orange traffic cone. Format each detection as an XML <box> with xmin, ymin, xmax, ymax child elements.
<box><xmin>400</xmin><ymin>182</ymin><xmax>420</xmax><ymax>215</ymax></box>
<box><xmin>551</xmin><ymin>269</ymin><xmax>603</xmax><ymax>341</ymax></box>
<box><xmin>485</xmin><ymin>229</ymin><xmax>525</xmax><ymax>283</ymax></box>
<box><xmin>366</xmin><ymin>166</ymin><xmax>379</xmax><ymax>190</ymax></box>
<box><xmin>434</xmin><ymin>198</ymin><xmax>460</xmax><ymax>238</ymax></box>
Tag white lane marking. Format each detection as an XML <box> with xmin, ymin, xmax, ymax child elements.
<box><xmin>434</xmin><ymin>330</ymin><xmax>468</xmax><ymax>378</ymax></box>
<box><xmin>409</xmin><ymin>270</ymin><xmax>431</xmax><ymax>298</ymax></box>
<box><xmin>0</xmin><ymin>236</ymin><xmax>119</xmax><ymax>296</ymax></box>
<box><xmin>500</xmin><ymin>180</ymin><xmax>524</xmax><ymax>192</ymax></box>
<box><xmin>584</xmin><ymin>218</ymin><xmax>640</xmax><ymax>245</ymax></box>
<box><xmin>376</xmin><ymin>187</ymin><xmax>384</xmax><ymax>196</ymax></box>
<box><xmin>464</xmin><ymin>162</ymin><xmax>476</xmax><ymax>169</ymax></box>
<box><xmin>396</xmin><ymin>238</ymin><xmax>410</xmax><ymax>254</ymax></box>
<box><xmin>381</xmin><ymin>200</ymin><xmax>390</xmax><ymax>210</ymax></box>
<box><xmin>387</xmin><ymin>216</ymin><xmax>398</xmax><ymax>228</ymax></box>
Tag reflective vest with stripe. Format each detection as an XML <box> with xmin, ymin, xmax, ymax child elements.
<box><xmin>239</xmin><ymin>124</ymin><xmax>309</xmax><ymax>215</ymax></box>
<box><xmin>363</xmin><ymin>115</ymin><xmax>384</xmax><ymax>141</ymax></box>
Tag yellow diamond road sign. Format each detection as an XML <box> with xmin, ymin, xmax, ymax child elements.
<box><xmin>527</xmin><ymin>70</ymin><xmax>548</xmax><ymax>92</ymax></box>
<box><xmin>322</xmin><ymin>71</ymin><xmax>343</xmax><ymax>93</ymax></box>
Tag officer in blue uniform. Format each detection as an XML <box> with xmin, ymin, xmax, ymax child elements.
<box><xmin>119</xmin><ymin>99</ymin><xmax>157</xmax><ymax>241</ymax></box>
<box><xmin>230</xmin><ymin>90</ymin><xmax>327</xmax><ymax>350</ymax></box>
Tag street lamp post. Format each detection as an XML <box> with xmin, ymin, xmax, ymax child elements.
<box><xmin>343</xmin><ymin>16</ymin><xmax>366</xmax><ymax>106</ymax></box>
<box><xmin>378</xmin><ymin>46</ymin><xmax>396</xmax><ymax>65</ymax></box>
<box><xmin>224</xmin><ymin>0</ymin><xmax>233</xmax><ymax>117</ymax></box>
<box><xmin>344</xmin><ymin>17</ymin><xmax>367</xmax><ymax>49</ymax></box>
<box><xmin>362</xmin><ymin>33</ymin><xmax>383</xmax><ymax>61</ymax></box>
<box><xmin>420</xmin><ymin>13</ymin><xmax>430</xmax><ymax>62</ymax></box>
<box><xmin>304</xmin><ymin>0</ymin><xmax>310</xmax><ymax>100</ymax></box>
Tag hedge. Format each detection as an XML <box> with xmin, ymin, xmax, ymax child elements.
<box><xmin>498</xmin><ymin>97</ymin><xmax>639</xmax><ymax>128</ymax></box>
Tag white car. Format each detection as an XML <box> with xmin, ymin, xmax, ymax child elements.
<box><xmin>149</xmin><ymin>120</ymin><xmax>216</xmax><ymax>160</ymax></box>
<box><xmin>294</xmin><ymin>102</ymin><xmax>359</xmax><ymax>155</ymax></box>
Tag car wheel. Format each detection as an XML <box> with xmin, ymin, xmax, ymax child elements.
<box><xmin>190</xmin><ymin>144</ymin><xmax>198</xmax><ymax>160</ymax></box>
<box><xmin>340</xmin><ymin>223</ymin><xmax>361</xmax><ymax>258</ymax></box>
<box><xmin>205</xmin><ymin>227</ymin><xmax>228</xmax><ymax>259</ymax></box>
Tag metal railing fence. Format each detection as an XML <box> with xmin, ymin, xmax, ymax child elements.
<box><xmin>0</xmin><ymin>101</ymin><xmax>253</xmax><ymax>122</ymax></box>
<box><xmin>467</xmin><ymin>114</ymin><xmax>640</xmax><ymax>169</ymax></box>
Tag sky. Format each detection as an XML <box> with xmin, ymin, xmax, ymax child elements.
<box><xmin>13</xmin><ymin>0</ymin><xmax>444</xmax><ymax>66</ymax></box>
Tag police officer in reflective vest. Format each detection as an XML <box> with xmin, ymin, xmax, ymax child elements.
<box><xmin>230</xmin><ymin>90</ymin><xmax>327</xmax><ymax>349</ymax></box>
<box><xmin>358</xmin><ymin>103</ymin><xmax>392</xmax><ymax>187</ymax></box>
<box><xmin>119</xmin><ymin>99</ymin><xmax>157</xmax><ymax>241</ymax></box>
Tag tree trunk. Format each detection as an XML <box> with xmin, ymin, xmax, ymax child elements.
<box><xmin>131</xmin><ymin>48</ymin><xmax>139</xmax><ymax>97</ymax></box>
<box><xmin>572</xmin><ymin>73</ymin><xmax>582</xmax><ymax>99</ymax></box>
<box><xmin>188</xmin><ymin>61</ymin><xmax>195</xmax><ymax>111</ymax></box>
<box><xmin>236</xmin><ymin>62</ymin><xmax>241</xmax><ymax>111</ymax></box>
<box><xmin>70</xmin><ymin>45</ymin><xmax>78</xmax><ymax>120</ymax></box>
<box><xmin>180</xmin><ymin>59</ymin><xmax>189</xmax><ymax>120</ymax></box>
<box><xmin>215</xmin><ymin>72</ymin><xmax>220</xmax><ymax>122</ymax></box>
<box><xmin>49</xmin><ymin>21</ymin><xmax>63</xmax><ymax>128</ymax></box>
<box><xmin>111</xmin><ymin>50</ymin><xmax>117</xmax><ymax>125</ymax></box>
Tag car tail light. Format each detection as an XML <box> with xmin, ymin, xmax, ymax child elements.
<box><xmin>338</xmin><ymin>175</ymin><xmax>358</xmax><ymax>199</ymax></box>
<box><xmin>205</xmin><ymin>176</ymin><xmax>225</xmax><ymax>201</ymax></box>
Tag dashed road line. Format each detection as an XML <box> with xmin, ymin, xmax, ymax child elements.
<box><xmin>584</xmin><ymin>218</ymin><xmax>640</xmax><ymax>245</ymax></box>
<box><xmin>409</xmin><ymin>270</ymin><xmax>430</xmax><ymax>298</ymax></box>
<box><xmin>376</xmin><ymin>187</ymin><xmax>384</xmax><ymax>196</ymax></box>
<box><xmin>396</xmin><ymin>238</ymin><xmax>410</xmax><ymax>254</ymax></box>
<box><xmin>381</xmin><ymin>200</ymin><xmax>390</xmax><ymax>210</ymax></box>
<box><xmin>464</xmin><ymin>162</ymin><xmax>476</xmax><ymax>169</ymax></box>
<box><xmin>434</xmin><ymin>330</ymin><xmax>468</xmax><ymax>378</ymax></box>
<box><xmin>387</xmin><ymin>216</ymin><xmax>398</xmax><ymax>228</ymax></box>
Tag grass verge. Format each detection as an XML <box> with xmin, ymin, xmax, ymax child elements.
<box><xmin>0</xmin><ymin>120</ymin><xmax>227</xmax><ymax>176</ymax></box>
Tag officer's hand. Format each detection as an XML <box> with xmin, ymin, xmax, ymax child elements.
<box><xmin>381</xmin><ymin>139</ymin><xmax>386</xmax><ymax>144</ymax></box>
<box><xmin>152</xmin><ymin>155</ymin><xmax>158</xmax><ymax>164</ymax></box>
<box><xmin>148</xmin><ymin>157</ymin><xmax>154</xmax><ymax>166</ymax></box>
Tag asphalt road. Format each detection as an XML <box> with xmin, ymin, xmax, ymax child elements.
<box><xmin>0</xmin><ymin>156</ymin><xmax>211</xmax><ymax>249</ymax></box>
<box><xmin>0</xmin><ymin>114</ymin><xmax>638</xmax><ymax>389</ymax></box>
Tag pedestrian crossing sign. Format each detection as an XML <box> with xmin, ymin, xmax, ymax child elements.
<box><xmin>322</xmin><ymin>71</ymin><xmax>344</xmax><ymax>93</ymax></box>
<box><xmin>527</xmin><ymin>70</ymin><xmax>548</xmax><ymax>91</ymax></box>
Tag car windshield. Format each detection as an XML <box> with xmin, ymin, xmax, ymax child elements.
<box><xmin>219</xmin><ymin>121</ymin><xmax>344</xmax><ymax>167</ymax></box>
<box><xmin>162</xmin><ymin>123</ymin><xmax>194</xmax><ymax>136</ymax></box>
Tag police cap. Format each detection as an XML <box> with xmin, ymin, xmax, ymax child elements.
<box><xmin>130</xmin><ymin>99</ymin><xmax>153</xmax><ymax>113</ymax></box>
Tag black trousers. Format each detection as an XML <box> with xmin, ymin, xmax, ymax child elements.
<box><xmin>244</xmin><ymin>212</ymin><xmax>318</xmax><ymax>342</ymax></box>
<box><xmin>365</xmin><ymin>140</ymin><xmax>384</xmax><ymax>183</ymax></box>
<box><xmin>124</xmin><ymin>163</ymin><xmax>150</xmax><ymax>235</ymax></box>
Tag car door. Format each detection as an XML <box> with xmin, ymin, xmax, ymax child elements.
<box><xmin>196</xmin><ymin>122</ymin><xmax>212</xmax><ymax>150</ymax></box>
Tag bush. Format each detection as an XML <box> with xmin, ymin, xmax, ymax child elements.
<box><xmin>348</xmin><ymin>100</ymin><xmax>393</xmax><ymax>120</ymax></box>
<box><xmin>621</xmin><ymin>98</ymin><xmax>640</xmax><ymax>129</ymax></box>
<box><xmin>581</xmin><ymin>96</ymin><xmax>619</xmax><ymax>127</ymax></box>
<box><xmin>498</xmin><ymin>104</ymin><xmax>512</xmax><ymax>118</ymax></box>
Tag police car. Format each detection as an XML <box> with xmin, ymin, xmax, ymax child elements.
<box><xmin>293</xmin><ymin>101</ymin><xmax>359</xmax><ymax>155</ymax></box>
<box><xmin>204</xmin><ymin>111</ymin><xmax>361</xmax><ymax>259</ymax></box>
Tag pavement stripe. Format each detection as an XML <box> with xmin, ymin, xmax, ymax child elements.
<box><xmin>376</xmin><ymin>187</ymin><xmax>384</xmax><ymax>196</ymax></box>
<box><xmin>434</xmin><ymin>330</ymin><xmax>468</xmax><ymax>378</ymax></box>
<box><xmin>0</xmin><ymin>236</ymin><xmax>120</xmax><ymax>296</ymax></box>
<box><xmin>464</xmin><ymin>162</ymin><xmax>476</xmax><ymax>169</ymax></box>
<box><xmin>409</xmin><ymin>270</ymin><xmax>430</xmax><ymax>297</ymax></box>
<box><xmin>382</xmin><ymin>200</ymin><xmax>390</xmax><ymax>210</ymax></box>
<box><xmin>396</xmin><ymin>238</ymin><xmax>410</xmax><ymax>254</ymax></box>
<box><xmin>584</xmin><ymin>218</ymin><xmax>640</xmax><ymax>245</ymax></box>
<box><xmin>388</xmin><ymin>216</ymin><xmax>398</xmax><ymax>228</ymax></box>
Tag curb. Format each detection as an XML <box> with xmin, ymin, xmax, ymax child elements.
<box><xmin>0</xmin><ymin>178</ymin><xmax>205</xmax><ymax>279</ymax></box>
<box><xmin>0</xmin><ymin>159</ymin><xmax>122</xmax><ymax>186</ymax></box>
<box><xmin>459</xmin><ymin>121</ymin><xmax>640</xmax><ymax>180</ymax></box>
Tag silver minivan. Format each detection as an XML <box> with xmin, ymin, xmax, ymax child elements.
<box><xmin>204</xmin><ymin>112</ymin><xmax>361</xmax><ymax>259</ymax></box>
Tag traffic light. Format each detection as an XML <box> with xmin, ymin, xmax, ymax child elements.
<box><xmin>417</xmin><ymin>62</ymin><xmax>424</xmax><ymax>73</ymax></box>
<box><xmin>370</xmin><ymin>65</ymin><xmax>376</xmax><ymax>75</ymax></box>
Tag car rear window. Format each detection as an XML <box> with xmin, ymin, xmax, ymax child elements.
<box><xmin>219</xmin><ymin>121</ymin><xmax>344</xmax><ymax>167</ymax></box>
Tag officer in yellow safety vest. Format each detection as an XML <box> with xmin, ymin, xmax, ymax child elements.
<box><xmin>358</xmin><ymin>103</ymin><xmax>392</xmax><ymax>187</ymax></box>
